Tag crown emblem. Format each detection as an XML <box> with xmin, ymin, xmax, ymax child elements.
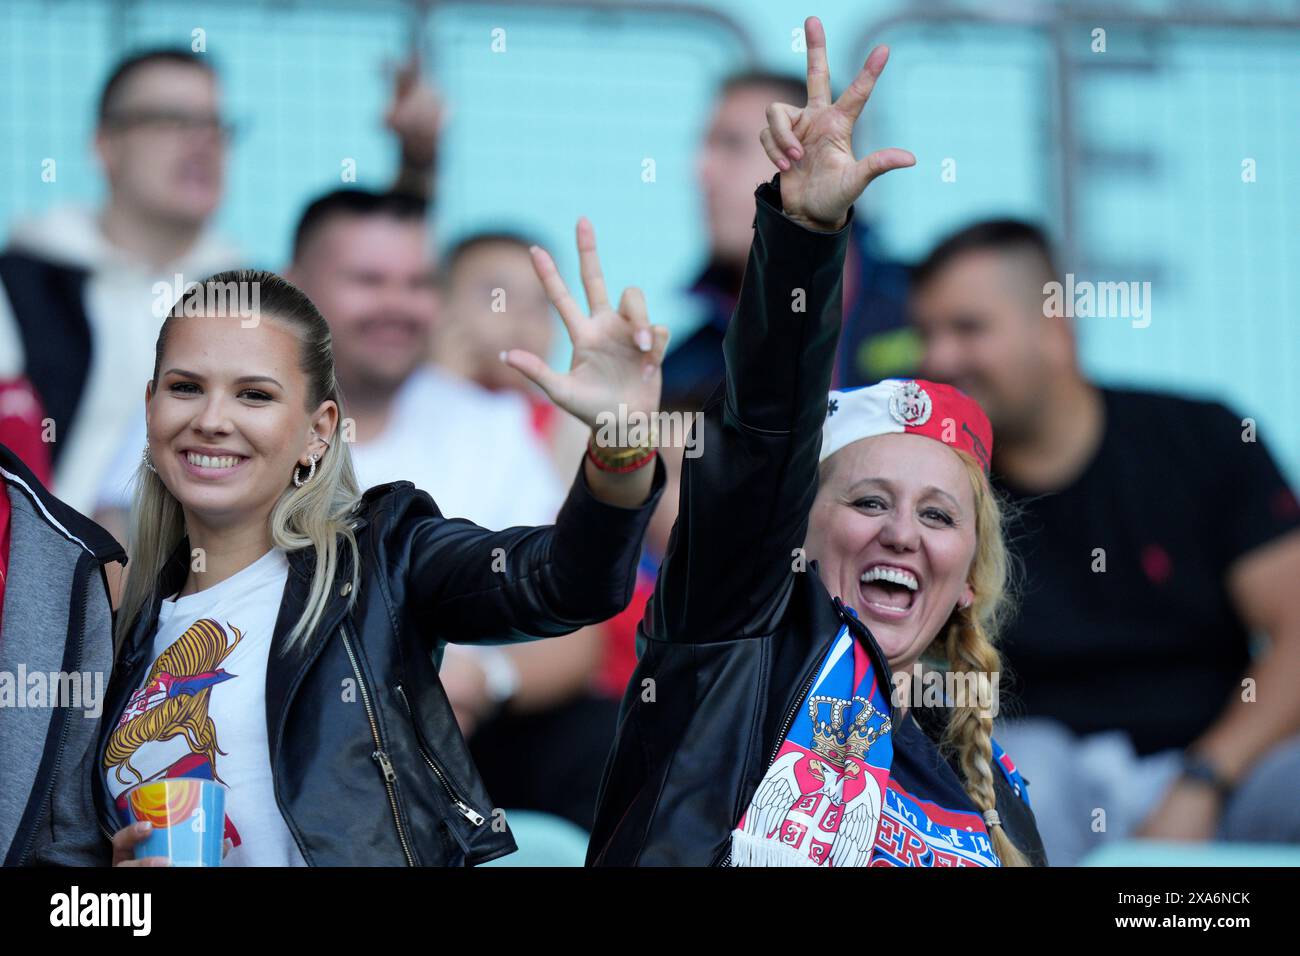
<box><xmin>889</xmin><ymin>381</ymin><xmax>931</xmax><ymax>426</ymax></box>
<box><xmin>808</xmin><ymin>694</ymin><xmax>891</xmax><ymax>769</ymax></box>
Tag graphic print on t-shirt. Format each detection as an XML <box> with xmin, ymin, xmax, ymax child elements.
<box><xmin>104</xmin><ymin>617</ymin><xmax>245</xmax><ymax>848</ymax></box>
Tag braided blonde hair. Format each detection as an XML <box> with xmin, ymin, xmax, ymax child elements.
<box><xmin>929</xmin><ymin>449</ymin><xmax>1030</xmax><ymax>867</ymax></box>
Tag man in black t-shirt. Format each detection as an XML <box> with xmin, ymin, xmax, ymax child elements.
<box><xmin>909</xmin><ymin>219</ymin><xmax>1300</xmax><ymax>865</ymax></box>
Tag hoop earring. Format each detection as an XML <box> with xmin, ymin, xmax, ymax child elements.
<box><xmin>142</xmin><ymin>444</ymin><xmax>157</xmax><ymax>474</ymax></box>
<box><xmin>293</xmin><ymin>453</ymin><xmax>320</xmax><ymax>487</ymax></box>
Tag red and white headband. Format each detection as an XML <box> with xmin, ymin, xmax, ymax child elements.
<box><xmin>820</xmin><ymin>379</ymin><xmax>993</xmax><ymax>473</ymax></box>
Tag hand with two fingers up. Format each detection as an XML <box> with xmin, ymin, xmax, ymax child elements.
<box><xmin>502</xmin><ymin>218</ymin><xmax>671</xmax><ymax>508</ymax></box>
<box><xmin>761</xmin><ymin>16</ymin><xmax>916</xmax><ymax>233</ymax></box>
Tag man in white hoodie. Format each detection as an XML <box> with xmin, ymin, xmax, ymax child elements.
<box><xmin>0</xmin><ymin>49</ymin><xmax>241</xmax><ymax>516</ymax></box>
<box><xmin>0</xmin><ymin>48</ymin><xmax>444</xmax><ymax>518</ymax></box>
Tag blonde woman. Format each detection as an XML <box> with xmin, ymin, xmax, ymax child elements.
<box><xmin>96</xmin><ymin>219</ymin><xmax>670</xmax><ymax>866</ymax></box>
<box><xmin>587</xmin><ymin>18</ymin><xmax>1047</xmax><ymax>866</ymax></box>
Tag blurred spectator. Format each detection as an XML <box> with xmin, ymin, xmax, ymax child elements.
<box><xmin>432</xmin><ymin>231</ymin><xmax>591</xmax><ymax>492</ymax></box>
<box><xmin>285</xmin><ymin>190</ymin><xmax>566</xmax><ymax>523</ymax></box>
<box><xmin>428</xmin><ymin>226</ymin><xmax>643</xmax><ymax>829</ymax></box>
<box><xmin>912</xmin><ymin>218</ymin><xmax>1300</xmax><ymax>864</ymax></box>
<box><xmin>661</xmin><ymin>69</ymin><xmax>915</xmax><ymax>411</ymax></box>
<box><xmin>290</xmin><ymin>195</ymin><xmax>615</xmax><ymax>818</ymax></box>
<box><xmin>0</xmin><ymin>49</ymin><xmax>240</xmax><ymax>514</ymax></box>
<box><xmin>0</xmin><ymin>378</ymin><xmax>53</xmax><ymax>488</ymax></box>
<box><xmin>1</xmin><ymin>47</ymin><xmax>442</xmax><ymax>523</ymax></box>
<box><xmin>384</xmin><ymin>51</ymin><xmax>447</xmax><ymax>203</ymax></box>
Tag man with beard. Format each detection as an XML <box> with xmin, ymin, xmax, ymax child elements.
<box><xmin>281</xmin><ymin>189</ymin><xmax>565</xmax><ymax>528</ymax></box>
<box><xmin>910</xmin><ymin>218</ymin><xmax>1300</xmax><ymax>865</ymax></box>
<box><xmin>9</xmin><ymin>47</ymin><xmax>439</xmax><ymax>529</ymax></box>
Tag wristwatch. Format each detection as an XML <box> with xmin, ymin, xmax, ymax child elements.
<box><xmin>1178</xmin><ymin>752</ymin><xmax>1235</xmax><ymax>799</ymax></box>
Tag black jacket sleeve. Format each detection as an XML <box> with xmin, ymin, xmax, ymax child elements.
<box><xmin>648</xmin><ymin>176</ymin><xmax>853</xmax><ymax>645</ymax></box>
<box><xmin>399</xmin><ymin>452</ymin><xmax>667</xmax><ymax>643</ymax></box>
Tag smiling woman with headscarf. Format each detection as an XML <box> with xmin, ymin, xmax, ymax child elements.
<box><xmin>587</xmin><ymin>17</ymin><xmax>1047</xmax><ymax>868</ymax></box>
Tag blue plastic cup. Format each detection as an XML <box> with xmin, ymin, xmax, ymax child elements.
<box><xmin>126</xmin><ymin>779</ymin><xmax>227</xmax><ymax>867</ymax></box>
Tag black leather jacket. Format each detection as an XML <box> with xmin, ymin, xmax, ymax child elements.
<box><xmin>93</xmin><ymin>456</ymin><xmax>665</xmax><ymax>866</ymax></box>
<box><xmin>587</xmin><ymin>179</ymin><xmax>1047</xmax><ymax>867</ymax></box>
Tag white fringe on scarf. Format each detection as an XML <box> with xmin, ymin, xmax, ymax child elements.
<box><xmin>727</xmin><ymin>828</ymin><xmax>825</xmax><ymax>867</ymax></box>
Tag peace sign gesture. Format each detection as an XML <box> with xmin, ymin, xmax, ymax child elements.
<box><xmin>761</xmin><ymin>16</ymin><xmax>915</xmax><ymax>232</ymax></box>
<box><xmin>503</xmin><ymin>218</ymin><xmax>670</xmax><ymax>437</ymax></box>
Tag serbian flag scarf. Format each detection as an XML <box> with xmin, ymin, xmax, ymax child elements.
<box><xmin>729</xmin><ymin>622</ymin><xmax>896</xmax><ymax>866</ymax></box>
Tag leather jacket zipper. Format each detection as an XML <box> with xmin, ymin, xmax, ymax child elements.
<box><xmin>393</xmin><ymin>683</ymin><xmax>486</xmax><ymax>826</ymax></box>
<box><xmin>765</xmin><ymin>660</ymin><xmax>821</xmax><ymax>770</ymax></box>
<box><xmin>339</xmin><ymin>620</ymin><xmax>416</xmax><ymax>866</ymax></box>
<box><xmin>717</xmin><ymin>660</ymin><xmax>820</xmax><ymax>868</ymax></box>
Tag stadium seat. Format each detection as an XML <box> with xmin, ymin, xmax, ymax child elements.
<box><xmin>1080</xmin><ymin>840</ymin><xmax>1300</xmax><ymax>867</ymax></box>
<box><xmin>481</xmin><ymin>810</ymin><xmax>591</xmax><ymax>867</ymax></box>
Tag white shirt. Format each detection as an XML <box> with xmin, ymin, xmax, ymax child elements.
<box><xmin>103</xmin><ymin>546</ymin><xmax>307</xmax><ymax>867</ymax></box>
<box><xmin>347</xmin><ymin>365</ymin><xmax>565</xmax><ymax>527</ymax></box>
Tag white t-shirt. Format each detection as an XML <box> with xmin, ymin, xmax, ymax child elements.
<box><xmin>103</xmin><ymin>546</ymin><xmax>307</xmax><ymax>867</ymax></box>
<box><xmin>96</xmin><ymin>365</ymin><xmax>565</xmax><ymax>528</ymax></box>
<box><xmin>347</xmin><ymin>366</ymin><xmax>565</xmax><ymax>527</ymax></box>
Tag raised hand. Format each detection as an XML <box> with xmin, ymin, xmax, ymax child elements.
<box><xmin>760</xmin><ymin>16</ymin><xmax>915</xmax><ymax>232</ymax></box>
<box><xmin>503</xmin><ymin>218</ymin><xmax>670</xmax><ymax>437</ymax></box>
<box><xmin>384</xmin><ymin>50</ymin><xmax>446</xmax><ymax>170</ymax></box>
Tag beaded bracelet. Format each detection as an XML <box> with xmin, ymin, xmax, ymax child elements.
<box><xmin>586</xmin><ymin>435</ymin><xmax>658</xmax><ymax>473</ymax></box>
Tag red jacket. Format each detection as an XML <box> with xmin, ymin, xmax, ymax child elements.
<box><xmin>0</xmin><ymin>376</ymin><xmax>53</xmax><ymax>625</ymax></box>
